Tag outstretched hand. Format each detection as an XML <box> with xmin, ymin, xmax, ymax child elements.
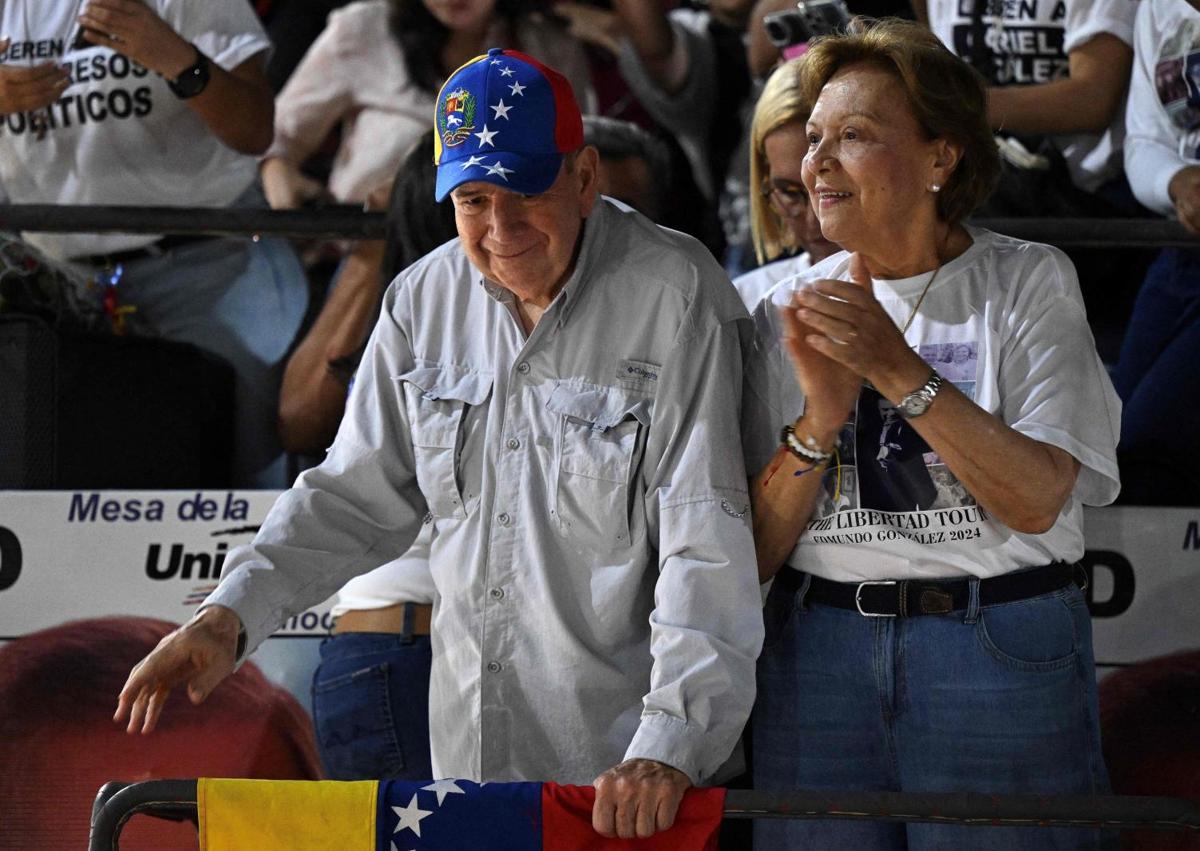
<box><xmin>114</xmin><ymin>605</ymin><xmax>241</xmax><ymax>734</ymax></box>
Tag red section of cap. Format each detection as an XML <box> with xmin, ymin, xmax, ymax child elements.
<box><xmin>501</xmin><ymin>49</ymin><xmax>584</xmax><ymax>153</ymax></box>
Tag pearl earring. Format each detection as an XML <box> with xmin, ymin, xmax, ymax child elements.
<box><xmin>930</xmin><ymin>184</ymin><xmax>942</xmax><ymax>193</ymax></box>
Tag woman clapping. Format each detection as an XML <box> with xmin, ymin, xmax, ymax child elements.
<box><xmin>746</xmin><ymin>20</ymin><xmax>1122</xmax><ymax>850</ymax></box>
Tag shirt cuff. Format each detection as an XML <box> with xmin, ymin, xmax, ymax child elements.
<box><xmin>624</xmin><ymin>712</ymin><xmax>712</xmax><ymax>784</ymax></box>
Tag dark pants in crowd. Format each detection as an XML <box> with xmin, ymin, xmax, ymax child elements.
<box><xmin>1113</xmin><ymin>247</ymin><xmax>1200</xmax><ymax>505</ymax></box>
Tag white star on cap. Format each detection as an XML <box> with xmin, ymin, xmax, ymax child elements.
<box><xmin>489</xmin><ymin>58</ymin><xmax>502</xmax><ymax>65</ymax></box>
<box><xmin>485</xmin><ymin>161</ymin><xmax>514</xmax><ymax>180</ymax></box>
<box><xmin>499</xmin><ymin>66</ymin><xmax>515</xmax><ymax>77</ymax></box>
<box><xmin>491</xmin><ymin>99</ymin><xmax>512</xmax><ymax>120</ymax></box>
<box><xmin>474</xmin><ymin>124</ymin><xmax>498</xmax><ymax>147</ymax></box>
<box><xmin>392</xmin><ymin>797</ymin><xmax>432</xmax><ymax>837</ymax></box>
<box><xmin>508</xmin><ymin>80</ymin><xmax>526</xmax><ymax>96</ymax></box>
<box><xmin>460</xmin><ymin>154</ymin><xmax>487</xmax><ymax>170</ymax></box>
<box><xmin>422</xmin><ymin>779</ymin><xmax>467</xmax><ymax>806</ymax></box>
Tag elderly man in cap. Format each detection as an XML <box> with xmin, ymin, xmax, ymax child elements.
<box><xmin>115</xmin><ymin>49</ymin><xmax>763</xmax><ymax>839</ymax></box>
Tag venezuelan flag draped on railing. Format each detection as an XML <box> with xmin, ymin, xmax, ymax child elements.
<box><xmin>197</xmin><ymin>778</ymin><xmax>725</xmax><ymax>850</ymax></box>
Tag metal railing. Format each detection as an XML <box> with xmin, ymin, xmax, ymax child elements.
<box><xmin>4</xmin><ymin>204</ymin><xmax>1200</xmax><ymax>247</ymax></box>
<box><xmin>87</xmin><ymin>779</ymin><xmax>1200</xmax><ymax>851</ymax></box>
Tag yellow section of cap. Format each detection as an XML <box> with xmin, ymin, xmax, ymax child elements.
<box><xmin>433</xmin><ymin>51</ymin><xmax>491</xmax><ymax>165</ymax></box>
<box><xmin>198</xmin><ymin>778</ymin><xmax>378</xmax><ymax>851</ymax></box>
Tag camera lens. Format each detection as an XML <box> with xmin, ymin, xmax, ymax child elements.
<box><xmin>763</xmin><ymin>11</ymin><xmax>805</xmax><ymax>49</ymax></box>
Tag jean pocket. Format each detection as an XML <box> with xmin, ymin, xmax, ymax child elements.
<box><xmin>312</xmin><ymin>663</ymin><xmax>405</xmax><ymax>780</ymax></box>
<box><xmin>976</xmin><ymin>590</ymin><xmax>1078</xmax><ymax>673</ymax></box>
<box><xmin>546</xmin><ymin>381</ymin><xmax>654</xmax><ymax>549</ymax></box>
<box><xmin>396</xmin><ymin>364</ymin><xmax>492</xmax><ymax>520</ymax></box>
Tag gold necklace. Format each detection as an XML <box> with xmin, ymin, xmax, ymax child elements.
<box><xmin>899</xmin><ymin>264</ymin><xmax>939</xmax><ymax>336</ymax></box>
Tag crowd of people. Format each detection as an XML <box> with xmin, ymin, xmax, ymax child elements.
<box><xmin>2</xmin><ymin>0</ymin><xmax>1198</xmax><ymax>847</ymax></box>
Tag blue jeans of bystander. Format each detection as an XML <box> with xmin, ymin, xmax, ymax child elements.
<box><xmin>311</xmin><ymin>632</ymin><xmax>433</xmax><ymax>781</ymax></box>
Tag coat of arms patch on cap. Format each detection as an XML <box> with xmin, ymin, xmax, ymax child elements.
<box><xmin>439</xmin><ymin>87</ymin><xmax>477</xmax><ymax>147</ymax></box>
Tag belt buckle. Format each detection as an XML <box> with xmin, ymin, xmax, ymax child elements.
<box><xmin>855</xmin><ymin>580</ymin><xmax>898</xmax><ymax>617</ymax></box>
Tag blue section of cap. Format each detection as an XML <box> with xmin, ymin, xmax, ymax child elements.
<box><xmin>435</xmin><ymin>49</ymin><xmax>564</xmax><ymax>201</ymax></box>
<box><xmin>435</xmin><ymin>149</ymin><xmax>563</xmax><ymax>202</ymax></box>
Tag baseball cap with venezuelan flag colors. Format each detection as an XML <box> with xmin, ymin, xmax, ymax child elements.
<box><xmin>433</xmin><ymin>48</ymin><xmax>584</xmax><ymax>202</ymax></box>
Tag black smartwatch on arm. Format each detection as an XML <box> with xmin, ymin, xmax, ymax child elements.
<box><xmin>167</xmin><ymin>44</ymin><xmax>211</xmax><ymax>99</ymax></box>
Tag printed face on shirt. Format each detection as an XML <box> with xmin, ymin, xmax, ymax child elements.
<box><xmin>451</xmin><ymin>147</ymin><xmax>599</xmax><ymax>298</ymax></box>
<box><xmin>763</xmin><ymin>120</ymin><xmax>840</xmax><ymax>263</ymax></box>
<box><xmin>421</xmin><ymin>0</ymin><xmax>498</xmax><ymax>33</ymax></box>
<box><xmin>801</xmin><ymin>62</ymin><xmax>949</xmax><ymax>252</ymax></box>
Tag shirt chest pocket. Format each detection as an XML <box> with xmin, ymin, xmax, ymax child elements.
<box><xmin>546</xmin><ymin>381</ymin><xmax>654</xmax><ymax>549</ymax></box>
<box><xmin>397</xmin><ymin>366</ymin><xmax>493</xmax><ymax>520</ymax></box>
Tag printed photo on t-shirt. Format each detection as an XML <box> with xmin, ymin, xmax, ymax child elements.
<box><xmin>922</xmin><ymin>341</ymin><xmax>979</xmax><ymax>385</ymax></box>
<box><xmin>811</xmin><ymin>342</ymin><xmax>980</xmax><ymax>519</ymax></box>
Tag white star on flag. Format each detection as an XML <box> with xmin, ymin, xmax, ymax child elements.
<box><xmin>508</xmin><ymin>80</ymin><xmax>526</xmax><ymax>96</ymax></box>
<box><xmin>499</xmin><ymin>66</ymin><xmax>515</xmax><ymax>77</ymax></box>
<box><xmin>422</xmin><ymin>779</ymin><xmax>468</xmax><ymax>805</ymax></box>
<box><xmin>474</xmin><ymin>124</ymin><xmax>498</xmax><ymax>147</ymax></box>
<box><xmin>392</xmin><ymin>796</ymin><xmax>432</xmax><ymax>837</ymax></box>
<box><xmin>460</xmin><ymin>154</ymin><xmax>487</xmax><ymax>170</ymax></box>
<box><xmin>491</xmin><ymin>99</ymin><xmax>512</xmax><ymax>120</ymax></box>
<box><xmin>485</xmin><ymin>161</ymin><xmax>514</xmax><ymax>180</ymax></box>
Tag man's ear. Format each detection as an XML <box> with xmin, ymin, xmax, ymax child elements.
<box><xmin>575</xmin><ymin>145</ymin><xmax>601</xmax><ymax>217</ymax></box>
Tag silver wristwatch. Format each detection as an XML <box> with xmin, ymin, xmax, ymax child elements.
<box><xmin>896</xmin><ymin>370</ymin><xmax>943</xmax><ymax>419</ymax></box>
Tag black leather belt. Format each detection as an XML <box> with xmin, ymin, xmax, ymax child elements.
<box><xmin>75</xmin><ymin>233</ymin><xmax>211</xmax><ymax>267</ymax></box>
<box><xmin>778</xmin><ymin>562</ymin><xmax>1080</xmax><ymax>617</ymax></box>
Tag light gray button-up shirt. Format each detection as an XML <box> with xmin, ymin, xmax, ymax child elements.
<box><xmin>207</xmin><ymin>199</ymin><xmax>764</xmax><ymax>785</ymax></box>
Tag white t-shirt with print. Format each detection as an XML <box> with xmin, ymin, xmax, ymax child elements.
<box><xmin>732</xmin><ymin>252</ymin><xmax>812</xmax><ymax>312</ymax></box>
<box><xmin>1125</xmin><ymin>0</ymin><xmax>1200</xmax><ymax>215</ymax></box>
<box><xmin>927</xmin><ymin>0</ymin><xmax>1137</xmax><ymax>193</ymax></box>
<box><xmin>747</xmin><ymin>227</ymin><xmax>1121</xmax><ymax>582</ymax></box>
<box><xmin>0</xmin><ymin>0</ymin><xmax>270</xmax><ymax>259</ymax></box>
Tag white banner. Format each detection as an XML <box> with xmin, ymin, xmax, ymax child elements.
<box><xmin>0</xmin><ymin>493</ymin><xmax>1197</xmax><ymax>664</ymax></box>
<box><xmin>0</xmin><ymin>490</ymin><xmax>334</xmax><ymax>638</ymax></box>
<box><xmin>1083</xmin><ymin>506</ymin><xmax>1200</xmax><ymax>666</ymax></box>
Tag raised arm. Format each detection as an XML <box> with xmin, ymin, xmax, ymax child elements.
<box><xmin>77</xmin><ymin>0</ymin><xmax>274</xmax><ymax>153</ymax></box>
<box><xmin>986</xmin><ymin>33</ymin><xmax>1132</xmax><ymax>136</ymax></box>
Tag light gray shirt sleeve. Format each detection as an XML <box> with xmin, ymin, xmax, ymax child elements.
<box><xmin>204</xmin><ymin>284</ymin><xmax>429</xmax><ymax>657</ymax></box>
<box><xmin>623</xmin><ymin>290</ymin><xmax>764</xmax><ymax>782</ymax></box>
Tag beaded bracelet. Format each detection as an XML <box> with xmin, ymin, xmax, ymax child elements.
<box><xmin>780</xmin><ymin>424</ymin><xmax>834</xmax><ymax>465</ymax></box>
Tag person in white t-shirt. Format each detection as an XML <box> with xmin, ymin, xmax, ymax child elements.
<box><xmin>922</xmin><ymin>0</ymin><xmax>1137</xmax><ymax>205</ymax></box>
<box><xmin>1116</xmin><ymin>0</ymin><xmax>1200</xmax><ymax>504</ymax></box>
<box><xmin>744</xmin><ymin>21</ymin><xmax>1120</xmax><ymax>849</ymax></box>
<box><xmin>734</xmin><ymin>58</ymin><xmax>839</xmax><ymax>310</ymax></box>
<box><xmin>0</xmin><ymin>0</ymin><xmax>308</xmax><ymax>488</ymax></box>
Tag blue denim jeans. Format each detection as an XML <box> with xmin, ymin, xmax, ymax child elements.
<box><xmin>753</xmin><ymin>573</ymin><xmax>1113</xmax><ymax>849</ymax></box>
<box><xmin>311</xmin><ymin>632</ymin><xmax>433</xmax><ymax>781</ymax></box>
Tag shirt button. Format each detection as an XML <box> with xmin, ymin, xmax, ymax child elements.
<box><xmin>497</xmin><ymin>512</ymin><xmax>511</xmax><ymax>526</ymax></box>
<box><xmin>506</xmin><ymin>438</ymin><xmax>520</xmax><ymax>450</ymax></box>
<box><xmin>516</xmin><ymin>362</ymin><xmax>530</xmax><ymax>375</ymax></box>
<box><xmin>487</xmin><ymin>661</ymin><xmax>502</xmax><ymax>673</ymax></box>
<box><xmin>489</xmin><ymin>587</ymin><xmax>505</xmax><ymax>600</ymax></box>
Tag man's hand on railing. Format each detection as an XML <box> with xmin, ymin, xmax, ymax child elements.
<box><xmin>592</xmin><ymin>758</ymin><xmax>692</xmax><ymax>839</ymax></box>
